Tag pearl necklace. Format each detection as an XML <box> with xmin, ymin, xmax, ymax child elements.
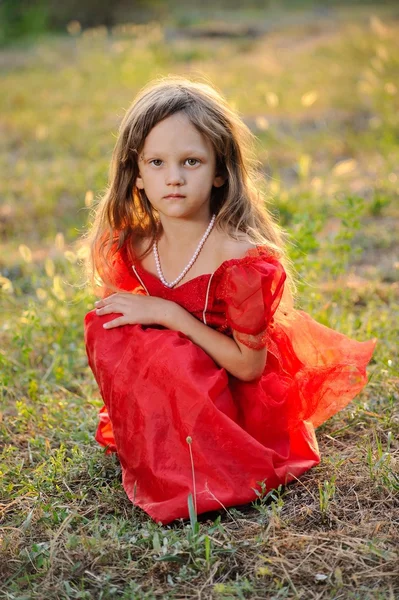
<box><xmin>153</xmin><ymin>214</ymin><xmax>216</xmax><ymax>288</ymax></box>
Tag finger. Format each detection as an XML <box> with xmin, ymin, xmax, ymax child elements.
<box><xmin>110</xmin><ymin>292</ymin><xmax>135</xmax><ymax>301</ymax></box>
<box><xmin>95</xmin><ymin>294</ymin><xmax>117</xmax><ymax>307</ymax></box>
<box><xmin>99</xmin><ymin>292</ymin><xmax>137</xmax><ymax>305</ymax></box>
<box><xmin>98</xmin><ymin>293</ymin><xmax>121</xmax><ymax>305</ymax></box>
<box><xmin>96</xmin><ymin>305</ymin><xmax>123</xmax><ymax>316</ymax></box>
<box><xmin>103</xmin><ymin>316</ymin><xmax>130</xmax><ymax>329</ymax></box>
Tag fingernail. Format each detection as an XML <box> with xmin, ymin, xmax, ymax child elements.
<box><xmin>103</xmin><ymin>323</ymin><xmax>108</xmax><ymax>329</ymax></box>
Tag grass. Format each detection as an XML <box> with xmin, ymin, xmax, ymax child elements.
<box><xmin>1</xmin><ymin>3</ymin><xmax>398</xmax><ymax>598</ymax></box>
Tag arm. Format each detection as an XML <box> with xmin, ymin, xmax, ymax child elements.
<box><xmin>94</xmin><ymin>293</ymin><xmax>267</xmax><ymax>382</ymax></box>
<box><xmin>160</xmin><ymin>302</ymin><xmax>267</xmax><ymax>382</ymax></box>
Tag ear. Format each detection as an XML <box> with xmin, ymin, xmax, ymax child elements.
<box><xmin>213</xmin><ymin>174</ymin><xmax>226</xmax><ymax>188</ymax></box>
<box><xmin>135</xmin><ymin>173</ymin><xmax>145</xmax><ymax>190</ymax></box>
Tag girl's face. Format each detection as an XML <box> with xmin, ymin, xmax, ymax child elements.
<box><xmin>135</xmin><ymin>112</ymin><xmax>225</xmax><ymax>222</ymax></box>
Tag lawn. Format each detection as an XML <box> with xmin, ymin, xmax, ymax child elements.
<box><xmin>0</xmin><ymin>3</ymin><xmax>398</xmax><ymax>598</ymax></box>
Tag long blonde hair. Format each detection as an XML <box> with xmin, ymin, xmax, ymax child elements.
<box><xmin>86</xmin><ymin>74</ymin><xmax>295</xmax><ymax>297</ymax></box>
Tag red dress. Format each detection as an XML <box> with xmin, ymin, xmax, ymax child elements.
<box><xmin>84</xmin><ymin>245</ymin><xmax>376</xmax><ymax>524</ymax></box>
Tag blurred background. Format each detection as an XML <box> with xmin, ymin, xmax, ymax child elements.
<box><xmin>1</xmin><ymin>0</ymin><xmax>398</xmax><ymax>269</ymax></box>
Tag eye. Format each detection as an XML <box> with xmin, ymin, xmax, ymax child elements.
<box><xmin>150</xmin><ymin>159</ymin><xmax>162</xmax><ymax>166</ymax></box>
<box><xmin>186</xmin><ymin>158</ymin><xmax>200</xmax><ymax>166</ymax></box>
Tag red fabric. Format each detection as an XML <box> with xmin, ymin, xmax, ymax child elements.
<box><xmin>84</xmin><ymin>245</ymin><xmax>376</xmax><ymax>524</ymax></box>
<box><xmin>216</xmin><ymin>256</ymin><xmax>286</xmax><ymax>349</ymax></box>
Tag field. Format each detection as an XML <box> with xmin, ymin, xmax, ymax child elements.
<box><xmin>0</xmin><ymin>3</ymin><xmax>398</xmax><ymax>599</ymax></box>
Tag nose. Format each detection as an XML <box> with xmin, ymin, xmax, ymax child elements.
<box><xmin>165</xmin><ymin>165</ymin><xmax>185</xmax><ymax>186</ymax></box>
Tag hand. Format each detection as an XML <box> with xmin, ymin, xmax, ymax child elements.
<box><xmin>94</xmin><ymin>293</ymin><xmax>175</xmax><ymax>329</ymax></box>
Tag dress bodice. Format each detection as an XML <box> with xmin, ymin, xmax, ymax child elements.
<box><xmin>108</xmin><ymin>243</ymin><xmax>287</xmax><ymax>349</ymax></box>
<box><xmin>128</xmin><ymin>244</ymin><xmax>286</xmax><ymax>339</ymax></box>
<box><xmin>132</xmin><ymin>260</ymin><xmax>230</xmax><ymax>333</ymax></box>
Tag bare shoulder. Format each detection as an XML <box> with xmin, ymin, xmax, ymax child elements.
<box><xmin>213</xmin><ymin>232</ymin><xmax>257</xmax><ymax>263</ymax></box>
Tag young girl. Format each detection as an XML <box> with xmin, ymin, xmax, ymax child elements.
<box><xmin>84</xmin><ymin>76</ymin><xmax>376</xmax><ymax>525</ymax></box>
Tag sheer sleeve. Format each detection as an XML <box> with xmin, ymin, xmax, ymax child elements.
<box><xmin>102</xmin><ymin>245</ymin><xmax>146</xmax><ymax>297</ymax></box>
<box><xmin>217</xmin><ymin>256</ymin><xmax>286</xmax><ymax>350</ymax></box>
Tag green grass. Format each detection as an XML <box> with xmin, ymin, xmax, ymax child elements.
<box><xmin>1</xmin><ymin>4</ymin><xmax>398</xmax><ymax>599</ymax></box>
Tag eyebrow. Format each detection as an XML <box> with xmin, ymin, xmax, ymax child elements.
<box><xmin>142</xmin><ymin>149</ymin><xmax>207</xmax><ymax>159</ymax></box>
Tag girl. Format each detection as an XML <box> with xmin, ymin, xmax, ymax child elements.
<box><xmin>84</xmin><ymin>76</ymin><xmax>376</xmax><ymax>525</ymax></box>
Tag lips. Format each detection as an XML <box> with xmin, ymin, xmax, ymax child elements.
<box><xmin>164</xmin><ymin>194</ymin><xmax>185</xmax><ymax>198</ymax></box>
